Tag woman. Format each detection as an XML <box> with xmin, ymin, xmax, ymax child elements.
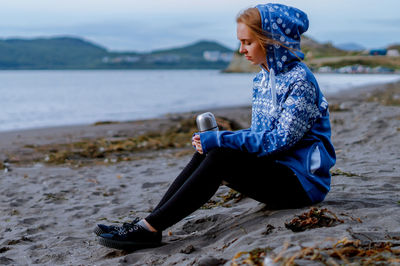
<box><xmin>95</xmin><ymin>3</ymin><xmax>336</xmax><ymax>250</ymax></box>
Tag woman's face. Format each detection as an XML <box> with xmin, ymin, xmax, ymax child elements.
<box><xmin>237</xmin><ymin>22</ymin><xmax>267</xmax><ymax>65</ymax></box>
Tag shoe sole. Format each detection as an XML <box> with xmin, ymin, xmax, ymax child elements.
<box><xmin>98</xmin><ymin>237</ymin><xmax>161</xmax><ymax>250</ymax></box>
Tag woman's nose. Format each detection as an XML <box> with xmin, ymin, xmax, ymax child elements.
<box><xmin>239</xmin><ymin>44</ymin><xmax>246</xmax><ymax>54</ymax></box>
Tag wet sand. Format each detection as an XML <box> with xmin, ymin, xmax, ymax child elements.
<box><xmin>0</xmin><ymin>82</ymin><xmax>399</xmax><ymax>265</ymax></box>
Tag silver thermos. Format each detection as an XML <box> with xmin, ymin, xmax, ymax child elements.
<box><xmin>196</xmin><ymin>112</ymin><xmax>218</xmax><ymax>132</ymax></box>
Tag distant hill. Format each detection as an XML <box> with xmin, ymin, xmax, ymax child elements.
<box><xmin>301</xmin><ymin>36</ymin><xmax>358</xmax><ymax>59</ymax></box>
<box><xmin>335</xmin><ymin>42</ymin><xmax>365</xmax><ymax>51</ymax></box>
<box><xmin>104</xmin><ymin>40</ymin><xmax>233</xmax><ymax>69</ymax></box>
<box><xmin>0</xmin><ymin>37</ymin><xmax>108</xmax><ymax>69</ymax></box>
<box><xmin>0</xmin><ymin>37</ymin><xmax>233</xmax><ymax>70</ymax></box>
<box><xmin>151</xmin><ymin>40</ymin><xmax>232</xmax><ymax>56</ymax></box>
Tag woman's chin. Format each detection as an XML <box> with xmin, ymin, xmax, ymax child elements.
<box><xmin>244</xmin><ymin>57</ymin><xmax>261</xmax><ymax>65</ymax></box>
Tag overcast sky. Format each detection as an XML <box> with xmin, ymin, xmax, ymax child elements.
<box><xmin>1</xmin><ymin>0</ymin><xmax>399</xmax><ymax>52</ymax></box>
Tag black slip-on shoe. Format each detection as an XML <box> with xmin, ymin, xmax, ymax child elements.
<box><xmin>98</xmin><ymin>223</ymin><xmax>162</xmax><ymax>250</ymax></box>
<box><xmin>94</xmin><ymin>217</ymin><xmax>141</xmax><ymax>236</ymax></box>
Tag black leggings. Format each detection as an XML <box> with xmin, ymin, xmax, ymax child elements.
<box><xmin>145</xmin><ymin>148</ymin><xmax>311</xmax><ymax>231</ymax></box>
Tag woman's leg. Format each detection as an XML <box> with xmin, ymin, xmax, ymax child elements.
<box><xmin>145</xmin><ymin>148</ymin><xmax>235</xmax><ymax>231</ymax></box>
<box><xmin>145</xmin><ymin>148</ymin><xmax>311</xmax><ymax>231</ymax></box>
<box><xmin>94</xmin><ymin>152</ymin><xmax>206</xmax><ymax>238</ymax></box>
<box><xmin>95</xmin><ymin>152</ymin><xmax>205</xmax><ymax>235</ymax></box>
<box><xmin>152</xmin><ymin>152</ymin><xmax>206</xmax><ymax>211</ymax></box>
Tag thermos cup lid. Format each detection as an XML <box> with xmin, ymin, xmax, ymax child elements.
<box><xmin>196</xmin><ymin>112</ymin><xmax>218</xmax><ymax>132</ymax></box>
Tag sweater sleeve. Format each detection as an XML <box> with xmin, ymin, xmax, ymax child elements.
<box><xmin>200</xmin><ymin>80</ymin><xmax>321</xmax><ymax>156</ymax></box>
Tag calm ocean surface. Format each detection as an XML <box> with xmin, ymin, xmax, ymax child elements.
<box><xmin>1</xmin><ymin>70</ymin><xmax>399</xmax><ymax>132</ymax></box>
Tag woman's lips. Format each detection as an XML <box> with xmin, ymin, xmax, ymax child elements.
<box><xmin>245</xmin><ymin>56</ymin><xmax>252</xmax><ymax>60</ymax></box>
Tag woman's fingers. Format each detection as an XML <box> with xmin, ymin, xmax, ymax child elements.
<box><xmin>196</xmin><ymin>143</ymin><xmax>203</xmax><ymax>154</ymax></box>
<box><xmin>192</xmin><ymin>135</ymin><xmax>200</xmax><ymax>145</ymax></box>
<box><xmin>192</xmin><ymin>134</ymin><xmax>202</xmax><ymax>154</ymax></box>
<box><xmin>194</xmin><ymin>142</ymin><xmax>202</xmax><ymax>153</ymax></box>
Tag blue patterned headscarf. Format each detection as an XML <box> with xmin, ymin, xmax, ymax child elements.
<box><xmin>256</xmin><ymin>3</ymin><xmax>309</xmax><ymax>74</ymax></box>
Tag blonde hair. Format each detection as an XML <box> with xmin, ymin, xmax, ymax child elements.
<box><xmin>236</xmin><ymin>7</ymin><xmax>300</xmax><ymax>59</ymax></box>
<box><xmin>236</xmin><ymin>8</ymin><xmax>278</xmax><ymax>55</ymax></box>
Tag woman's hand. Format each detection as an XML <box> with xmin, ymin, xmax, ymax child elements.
<box><xmin>192</xmin><ymin>134</ymin><xmax>203</xmax><ymax>154</ymax></box>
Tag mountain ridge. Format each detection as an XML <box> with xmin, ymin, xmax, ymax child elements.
<box><xmin>0</xmin><ymin>37</ymin><xmax>233</xmax><ymax>70</ymax></box>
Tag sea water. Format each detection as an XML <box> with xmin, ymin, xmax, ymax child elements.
<box><xmin>0</xmin><ymin>70</ymin><xmax>399</xmax><ymax>132</ymax></box>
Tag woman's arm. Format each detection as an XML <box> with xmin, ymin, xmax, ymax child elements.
<box><xmin>192</xmin><ymin>128</ymin><xmax>252</xmax><ymax>155</ymax></box>
<box><xmin>199</xmin><ymin>80</ymin><xmax>321</xmax><ymax>156</ymax></box>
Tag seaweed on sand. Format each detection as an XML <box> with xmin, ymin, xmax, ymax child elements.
<box><xmin>285</xmin><ymin>207</ymin><xmax>344</xmax><ymax>232</ymax></box>
<box><xmin>231</xmin><ymin>247</ymin><xmax>270</xmax><ymax>266</ymax></box>
<box><xmin>28</xmin><ymin>116</ymin><xmax>241</xmax><ymax>166</ymax></box>
<box><xmin>279</xmin><ymin>238</ymin><xmax>400</xmax><ymax>265</ymax></box>
<box><xmin>230</xmin><ymin>237</ymin><xmax>400</xmax><ymax>266</ymax></box>
<box><xmin>330</xmin><ymin>168</ymin><xmax>359</xmax><ymax>177</ymax></box>
<box><xmin>201</xmin><ymin>189</ymin><xmax>244</xmax><ymax>209</ymax></box>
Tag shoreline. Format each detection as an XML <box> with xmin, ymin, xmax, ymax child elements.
<box><xmin>0</xmin><ymin>81</ymin><xmax>399</xmax><ymax>265</ymax></box>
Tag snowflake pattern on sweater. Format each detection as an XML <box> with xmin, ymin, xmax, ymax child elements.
<box><xmin>251</xmin><ymin>65</ymin><xmax>323</xmax><ymax>155</ymax></box>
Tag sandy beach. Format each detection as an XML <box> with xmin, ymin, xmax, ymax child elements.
<box><xmin>0</xmin><ymin>81</ymin><xmax>399</xmax><ymax>265</ymax></box>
